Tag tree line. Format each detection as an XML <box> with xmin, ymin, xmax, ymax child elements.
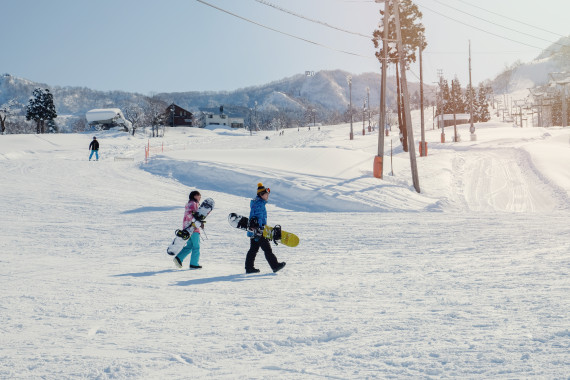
<box><xmin>436</xmin><ymin>77</ymin><xmax>492</xmax><ymax>123</ymax></box>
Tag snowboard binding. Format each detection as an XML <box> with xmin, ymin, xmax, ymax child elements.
<box><xmin>175</xmin><ymin>229</ymin><xmax>190</xmax><ymax>240</ymax></box>
<box><xmin>269</xmin><ymin>225</ymin><xmax>282</xmax><ymax>245</ymax></box>
<box><xmin>248</xmin><ymin>217</ymin><xmax>259</xmax><ymax>231</ymax></box>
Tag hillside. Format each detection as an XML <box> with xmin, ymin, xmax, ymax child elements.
<box><xmin>0</xmin><ymin>70</ymin><xmax>430</xmax><ymax>124</ymax></box>
<box><xmin>491</xmin><ymin>35</ymin><xmax>570</xmax><ymax>94</ymax></box>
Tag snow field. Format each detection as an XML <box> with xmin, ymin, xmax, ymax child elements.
<box><xmin>1</xmin><ymin>116</ymin><xmax>569</xmax><ymax>378</ymax></box>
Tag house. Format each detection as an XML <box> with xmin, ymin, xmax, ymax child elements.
<box><xmin>166</xmin><ymin>103</ymin><xmax>193</xmax><ymax>127</ymax></box>
<box><xmin>200</xmin><ymin>111</ymin><xmax>245</xmax><ymax>128</ymax></box>
<box><xmin>86</xmin><ymin>108</ymin><xmax>132</xmax><ymax>131</ymax></box>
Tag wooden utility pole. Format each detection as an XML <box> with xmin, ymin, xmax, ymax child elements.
<box><xmin>419</xmin><ymin>33</ymin><xmax>426</xmax><ymax>156</ymax></box>
<box><xmin>393</xmin><ymin>0</ymin><xmax>420</xmax><ymax>192</ymax></box>
<box><xmin>468</xmin><ymin>40</ymin><xmax>476</xmax><ymax>140</ymax></box>
<box><xmin>374</xmin><ymin>0</ymin><xmax>390</xmax><ymax>179</ymax></box>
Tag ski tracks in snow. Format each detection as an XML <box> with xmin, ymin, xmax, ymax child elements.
<box><xmin>449</xmin><ymin>147</ymin><xmax>567</xmax><ymax>212</ymax></box>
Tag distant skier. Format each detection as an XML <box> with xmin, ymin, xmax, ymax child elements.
<box><xmin>173</xmin><ymin>190</ymin><xmax>204</xmax><ymax>269</ymax></box>
<box><xmin>88</xmin><ymin>136</ymin><xmax>99</xmax><ymax>161</ymax></box>
<box><xmin>245</xmin><ymin>183</ymin><xmax>286</xmax><ymax>274</ymax></box>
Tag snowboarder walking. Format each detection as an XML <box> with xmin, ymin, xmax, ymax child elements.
<box><xmin>173</xmin><ymin>190</ymin><xmax>204</xmax><ymax>269</ymax></box>
<box><xmin>88</xmin><ymin>136</ymin><xmax>99</xmax><ymax>161</ymax></box>
<box><xmin>245</xmin><ymin>183</ymin><xmax>286</xmax><ymax>274</ymax></box>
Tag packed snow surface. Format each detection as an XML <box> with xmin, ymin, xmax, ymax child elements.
<box><xmin>1</xmin><ymin>115</ymin><xmax>569</xmax><ymax>379</ymax></box>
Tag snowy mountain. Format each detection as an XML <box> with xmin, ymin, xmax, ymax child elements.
<box><xmin>1</xmin><ymin>70</ymin><xmax>429</xmax><ymax>121</ymax></box>
<box><xmin>491</xmin><ymin>35</ymin><xmax>570</xmax><ymax>94</ymax></box>
<box><xmin>157</xmin><ymin>70</ymin><xmax>428</xmax><ymax>114</ymax></box>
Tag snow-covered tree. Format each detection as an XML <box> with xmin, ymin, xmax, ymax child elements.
<box><xmin>144</xmin><ymin>97</ymin><xmax>168</xmax><ymax>137</ymax></box>
<box><xmin>475</xmin><ymin>83</ymin><xmax>491</xmax><ymax>122</ymax></box>
<box><xmin>464</xmin><ymin>84</ymin><xmax>476</xmax><ymax>119</ymax></box>
<box><xmin>124</xmin><ymin>104</ymin><xmax>145</xmax><ymax>136</ymax></box>
<box><xmin>26</xmin><ymin>88</ymin><xmax>57</xmax><ymax>134</ymax></box>
<box><xmin>449</xmin><ymin>77</ymin><xmax>465</xmax><ymax>114</ymax></box>
<box><xmin>437</xmin><ymin>78</ymin><xmax>450</xmax><ymax>116</ymax></box>
<box><xmin>0</xmin><ymin>99</ymin><xmax>19</xmax><ymax>134</ymax></box>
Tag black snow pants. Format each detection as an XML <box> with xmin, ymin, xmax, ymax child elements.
<box><xmin>245</xmin><ymin>237</ymin><xmax>279</xmax><ymax>271</ymax></box>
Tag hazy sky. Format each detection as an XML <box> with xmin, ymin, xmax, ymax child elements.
<box><xmin>2</xmin><ymin>0</ymin><xmax>568</xmax><ymax>95</ymax></box>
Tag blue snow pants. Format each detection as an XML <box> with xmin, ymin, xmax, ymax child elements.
<box><xmin>89</xmin><ymin>150</ymin><xmax>99</xmax><ymax>160</ymax></box>
<box><xmin>176</xmin><ymin>232</ymin><xmax>201</xmax><ymax>267</ymax></box>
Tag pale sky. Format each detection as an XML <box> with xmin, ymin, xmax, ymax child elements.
<box><xmin>2</xmin><ymin>0</ymin><xmax>568</xmax><ymax>95</ymax></box>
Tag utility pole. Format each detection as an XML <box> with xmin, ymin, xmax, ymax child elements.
<box><xmin>362</xmin><ymin>100</ymin><xmax>366</xmax><ymax>135</ymax></box>
<box><xmin>419</xmin><ymin>33</ymin><xmax>426</xmax><ymax>156</ymax></box>
<box><xmin>393</xmin><ymin>0</ymin><xmax>420</xmax><ymax>192</ymax></box>
<box><xmin>374</xmin><ymin>0</ymin><xmax>389</xmax><ymax>179</ymax></box>
<box><xmin>468</xmin><ymin>40</ymin><xmax>476</xmax><ymax>140</ymax></box>
<box><xmin>367</xmin><ymin>87</ymin><xmax>371</xmax><ymax>132</ymax></box>
<box><xmin>437</xmin><ymin>69</ymin><xmax>445</xmax><ymax>143</ymax></box>
<box><xmin>560</xmin><ymin>81</ymin><xmax>569</xmax><ymax>128</ymax></box>
<box><xmin>348</xmin><ymin>75</ymin><xmax>353</xmax><ymax>140</ymax></box>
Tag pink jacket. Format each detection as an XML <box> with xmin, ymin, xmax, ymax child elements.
<box><xmin>182</xmin><ymin>200</ymin><xmax>201</xmax><ymax>234</ymax></box>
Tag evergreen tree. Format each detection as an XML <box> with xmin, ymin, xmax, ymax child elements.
<box><xmin>476</xmin><ymin>83</ymin><xmax>491</xmax><ymax>122</ymax></box>
<box><xmin>26</xmin><ymin>88</ymin><xmax>57</xmax><ymax>134</ymax></box>
<box><xmin>449</xmin><ymin>77</ymin><xmax>465</xmax><ymax>114</ymax></box>
<box><xmin>437</xmin><ymin>78</ymin><xmax>450</xmax><ymax>115</ymax></box>
<box><xmin>464</xmin><ymin>84</ymin><xmax>476</xmax><ymax>120</ymax></box>
<box><xmin>372</xmin><ymin>0</ymin><xmax>427</xmax><ymax>67</ymax></box>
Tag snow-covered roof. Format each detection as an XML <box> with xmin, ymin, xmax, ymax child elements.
<box><xmin>86</xmin><ymin>108</ymin><xmax>124</xmax><ymax>123</ymax></box>
<box><xmin>86</xmin><ymin>108</ymin><xmax>131</xmax><ymax>128</ymax></box>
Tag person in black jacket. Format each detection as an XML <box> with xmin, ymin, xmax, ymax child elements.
<box><xmin>89</xmin><ymin>136</ymin><xmax>99</xmax><ymax>161</ymax></box>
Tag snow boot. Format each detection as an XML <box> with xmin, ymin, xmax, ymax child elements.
<box><xmin>190</xmin><ymin>265</ymin><xmax>202</xmax><ymax>269</ymax></box>
<box><xmin>173</xmin><ymin>256</ymin><xmax>182</xmax><ymax>268</ymax></box>
<box><xmin>272</xmin><ymin>262</ymin><xmax>286</xmax><ymax>273</ymax></box>
<box><xmin>246</xmin><ymin>267</ymin><xmax>260</xmax><ymax>274</ymax></box>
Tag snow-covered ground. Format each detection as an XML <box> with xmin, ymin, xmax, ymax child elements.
<box><xmin>1</xmin><ymin>113</ymin><xmax>569</xmax><ymax>379</ymax></box>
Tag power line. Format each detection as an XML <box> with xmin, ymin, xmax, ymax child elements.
<box><xmin>415</xmin><ymin>2</ymin><xmax>546</xmax><ymax>50</ymax></box>
<box><xmin>430</xmin><ymin>0</ymin><xmax>565</xmax><ymax>48</ymax></box>
<box><xmin>455</xmin><ymin>0</ymin><xmax>566</xmax><ymax>38</ymax></box>
<box><xmin>196</xmin><ymin>0</ymin><xmax>376</xmax><ymax>59</ymax></box>
<box><xmin>254</xmin><ymin>0</ymin><xmax>372</xmax><ymax>39</ymax></box>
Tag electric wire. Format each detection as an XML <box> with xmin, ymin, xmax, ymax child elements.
<box><xmin>415</xmin><ymin>2</ymin><xmax>546</xmax><ymax>50</ymax></box>
<box><xmin>196</xmin><ymin>0</ymin><xmax>376</xmax><ymax>59</ymax></box>
<box><xmin>254</xmin><ymin>0</ymin><xmax>372</xmax><ymax>39</ymax></box>
<box><xmin>455</xmin><ymin>0</ymin><xmax>565</xmax><ymax>38</ymax></box>
<box><xmin>429</xmin><ymin>0</ymin><xmax>566</xmax><ymax>48</ymax></box>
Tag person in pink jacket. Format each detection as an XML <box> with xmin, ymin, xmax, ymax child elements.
<box><xmin>173</xmin><ymin>190</ymin><xmax>203</xmax><ymax>269</ymax></box>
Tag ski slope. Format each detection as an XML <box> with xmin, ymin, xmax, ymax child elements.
<box><xmin>1</xmin><ymin>117</ymin><xmax>569</xmax><ymax>379</ymax></box>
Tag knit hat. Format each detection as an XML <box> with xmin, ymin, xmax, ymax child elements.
<box><xmin>257</xmin><ymin>182</ymin><xmax>270</xmax><ymax>195</ymax></box>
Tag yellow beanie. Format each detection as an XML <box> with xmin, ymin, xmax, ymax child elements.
<box><xmin>257</xmin><ymin>182</ymin><xmax>269</xmax><ymax>195</ymax></box>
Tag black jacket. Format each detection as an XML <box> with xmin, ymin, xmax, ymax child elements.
<box><xmin>89</xmin><ymin>140</ymin><xmax>99</xmax><ymax>150</ymax></box>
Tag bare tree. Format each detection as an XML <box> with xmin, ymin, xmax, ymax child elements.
<box><xmin>145</xmin><ymin>97</ymin><xmax>168</xmax><ymax>137</ymax></box>
<box><xmin>124</xmin><ymin>104</ymin><xmax>145</xmax><ymax>136</ymax></box>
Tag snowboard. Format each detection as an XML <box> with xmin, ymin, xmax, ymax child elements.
<box><xmin>167</xmin><ymin>198</ymin><xmax>215</xmax><ymax>256</ymax></box>
<box><xmin>227</xmin><ymin>213</ymin><xmax>299</xmax><ymax>247</ymax></box>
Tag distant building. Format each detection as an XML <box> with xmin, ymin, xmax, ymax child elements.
<box><xmin>201</xmin><ymin>111</ymin><xmax>244</xmax><ymax>128</ymax></box>
<box><xmin>86</xmin><ymin>108</ymin><xmax>132</xmax><ymax>131</ymax></box>
<box><xmin>166</xmin><ymin>103</ymin><xmax>193</xmax><ymax>127</ymax></box>
<box><xmin>435</xmin><ymin>114</ymin><xmax>471</xmax><ymax>128</ymax></box>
